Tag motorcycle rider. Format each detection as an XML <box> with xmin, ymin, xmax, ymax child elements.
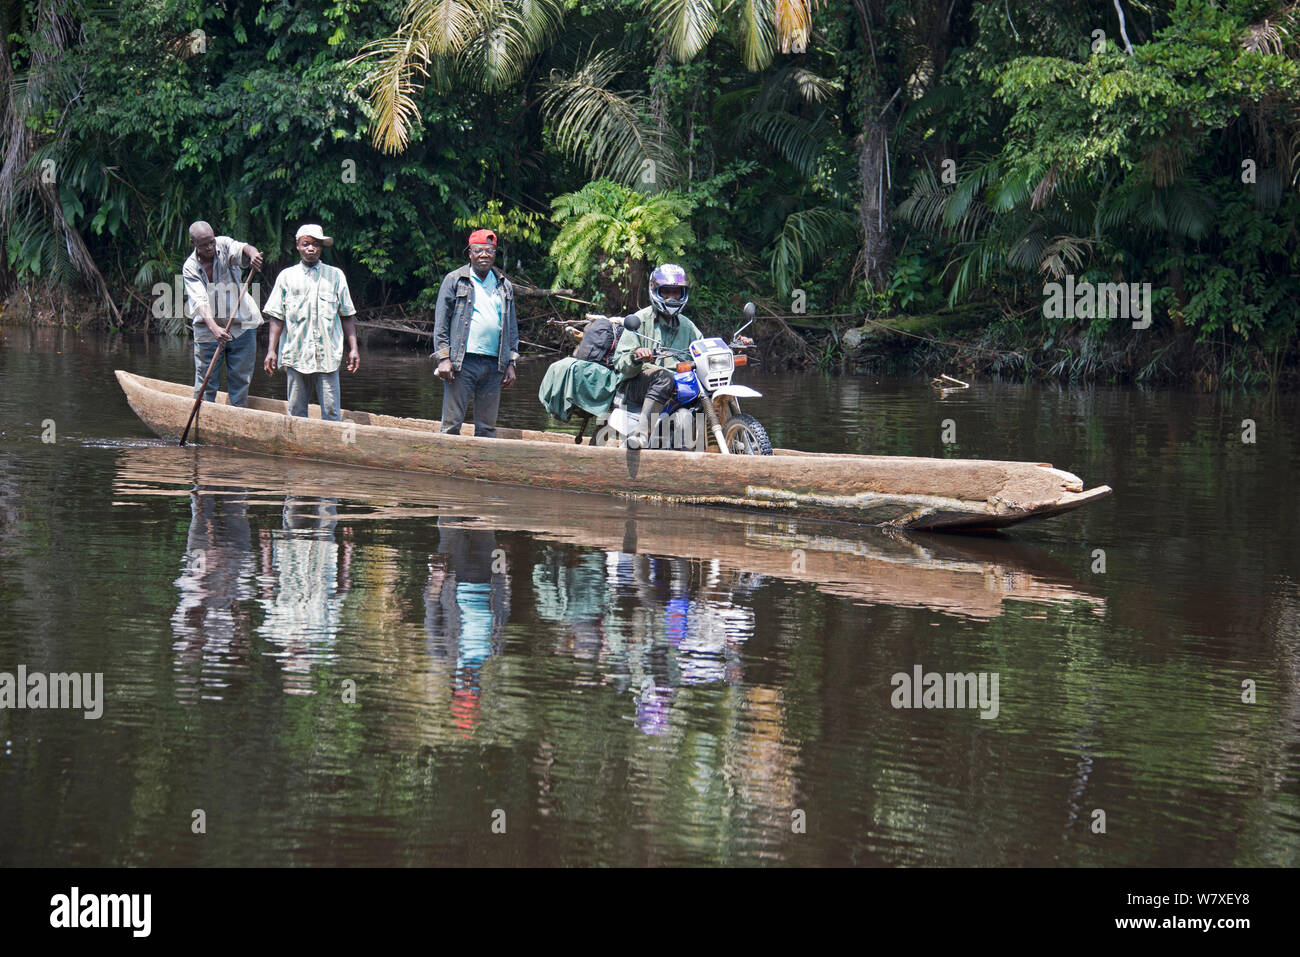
<box><xmin>611</xmin><ymin>264</ymin><xmax>703</xmax><ymax>450</ymax></box>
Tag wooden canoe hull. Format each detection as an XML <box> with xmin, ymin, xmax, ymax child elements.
<box><xmin>115</xmin><ymin>370</ymin><xmax>1112</xmax><ymax>532</ymax></box>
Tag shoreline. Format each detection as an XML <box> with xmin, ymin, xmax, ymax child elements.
<box><xmin>4</xmin><ymin>287</ymin><xmax>1297</xmax><ymax>391</ymax></box>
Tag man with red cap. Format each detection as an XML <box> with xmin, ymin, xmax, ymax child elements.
<box><xmin>432</xmin><ymin>228</ymin><xmax>519</xmax><ymax>438</ymax></box>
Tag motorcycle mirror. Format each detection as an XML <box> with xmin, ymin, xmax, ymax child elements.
<box><xmin>733</xmin><ymin>302</ymin><xmax>757</xmax><ymax>341</ymax></box>
<box><xmin>622</xmin><ymin>314</ymin><xmax>641</xmax><ymax>332</ymax></box>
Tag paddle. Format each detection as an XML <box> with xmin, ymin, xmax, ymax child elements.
<box><xmin>180</xmin><ymin>263</ymin><xmax>260</xmax><ymax>446</ymax></box>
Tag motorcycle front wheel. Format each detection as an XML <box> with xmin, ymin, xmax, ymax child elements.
<box><xmin>723</xmin><ymin>413</ymin><xmax>773</xmax><ymax>455</ymax></box>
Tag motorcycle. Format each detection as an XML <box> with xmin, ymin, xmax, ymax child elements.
<box><xmin>605</xmin><ymin>302</ymin><xmax>772</xmax><ymax>455</ymax></box>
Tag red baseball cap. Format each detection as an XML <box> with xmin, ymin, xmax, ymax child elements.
<box><xmin>467</xmin><ymin>229</ymin><xmax>497</xmax><ymax>246</ymax></box>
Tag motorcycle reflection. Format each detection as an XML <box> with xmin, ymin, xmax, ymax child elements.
<box><xmin>533</xmin><ymin>532</ymin><xmax>758</xmax><ymax>735</ymax></box>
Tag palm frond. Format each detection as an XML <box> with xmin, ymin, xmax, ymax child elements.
<box><xmin>895</xmin><ymin>166</ymin><xmax>950</xmax><ymax>235</ymax></box>
<box><xmin>769</xmin><ymin>206</ymin><xmax>856</xmax><ymax>296</ymax></box>
<box><xmin>540</xmin><ymin>51</ymin><xmax>683</xmax><ymax>188</ymax></box>
<box><xmin>1034</xmin><ymin>234</ymin><xmax>1092</xmax><ymax>279</ymax></box>
<box><xmin>751</xmin><ymin>63</ymin><xmax>840</xmax><ymax>111</ymax></box>
<box><xmin>736</xmin><ymin>0</ymin><xmax>776</xmax><ymax>71</ymax></box>
<box><xmin>350</xmin><ymin>26</ymin><xmax>436</xmax><ymax>154</ymax></box>
<box><xmin>944</xmin><ymin>239</ymin><xmax>1003</xmax><ymax>307</ymax></box>
<box><xmin>517</xmin><ymin>0</ymin><xmax>566</xmax><ymax>45</ymax></box>
<box><xmin>773</xmin><ymin>0</ymin><xmax>812</xmax><ymax>55</ymax></box>
<box><xmin>944</xmin><ymin>154</ymin><xmax>1002</xmax><ymax>230</ymax></box>
<box><xmin>459</xmin><ymin>3</ymin><xmax>533</xmax><ymax>90</ymax></box>
<box><xmin>653</xmin><ymin>0</ymin><xmax>717</xmax><ymax>63</ymax></box>
<box><xmin>990</xmin><ymin>166</ymin><xmax>1036</xmax><ymax>213</ymax></box>
<box><xmin>1099</xmin><ymin>180</ymin><xmax>1214</xmax><ymax>240</ymax></box>
<box><xmin>1241</xmin><ymin>18</ymin><xmax>1285</xmax><ymax>55</ymax></box>
<box><xmin>352</xmin><ymin>0</ymin><xmax>562</xmax><ymax>149</ymax></box>
<box><xmin>407</xmin><ymin>0</ymin><xmax>482</xmax><ymax>54</ymax></box>
<box><xmin>731</xmin><ymin>109</ymin><xmax>828</xmax><ymax>178</ymax></box>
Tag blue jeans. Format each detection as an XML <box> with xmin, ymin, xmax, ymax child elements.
<box><xmin>285</xmin><ymin>367</ymin><xmax>342</xmax><ymax>421</ymax></box>
<box><xmin>440</xmin><ymin>353</ymin><xmax>503</xmax><ymax>437</ymax></box>
<box><xmin>193</xmin><ymin>330</ymin><xmax>256</xmax><ymax>407</ymax></box>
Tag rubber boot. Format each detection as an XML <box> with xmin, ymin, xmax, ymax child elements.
<box><xmin>626</xmin><ymin>399</ymin><xmax>665</xmax><ymax>450</ymax></box>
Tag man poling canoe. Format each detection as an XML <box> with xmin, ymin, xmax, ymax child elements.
<box><xmin>180</xmin><ymin>262</ymin><xmax>261</xmax><ymax>446</ymax></box>
<box><xmin>182</xmin><ymin>221</ymin><xmax>265</xmax><ymax>408</ymax></box>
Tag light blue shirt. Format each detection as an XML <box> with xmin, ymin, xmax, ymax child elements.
<box><xmin>455</xmin><ymin>582</ymin><xmax>494</xmax><ymax>668</ymax></box>
<box><xmin>465</xmin><ymin>270</ymin><xmax>503</xmax><ymax>358</ymax></box>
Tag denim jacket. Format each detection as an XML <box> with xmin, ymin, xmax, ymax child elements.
<box><xmin>432</xmin><ymin>264</ymin><xmax>520</xmax><ymax>372</ymax></box>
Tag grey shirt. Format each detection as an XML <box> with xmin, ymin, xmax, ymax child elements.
<box><xmin>183</xmin><ymin>236</ymin><xmax>263</xmax><ymax>343</ymax></box>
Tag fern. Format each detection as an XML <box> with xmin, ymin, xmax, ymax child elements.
<box><xmin>549</xmin><ymin>180</ymin><xmax>694</xmax><ymax>299</ymax></box>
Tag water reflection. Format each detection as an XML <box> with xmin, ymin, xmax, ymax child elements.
<box><xmin>171</xmin><ymin>490</ymin><xmax>257</xmax><ymax>702</ymax></box>
<box><xmin>534</xmin><ymin>546</ymin><xmax>755</xmax><ymax>735</ymax></box>
<box><xmin>257</xmin><ymin>497</ymin><xmax>352</xmax><ymax>695</ymax></box>
<box><xmin>425</xmin><ymin>518</ymin><xmax>510</xmax><ymax>733</ymax></box>
<box><xmin>119</xmin><ymin>445</ymin><xmax>1104</xmax><ymax>624</ymax></box>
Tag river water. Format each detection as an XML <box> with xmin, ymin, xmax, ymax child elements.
<box><xmin>0</xmin><ymin>325</ymin><xmax>1296</xmax><ymax>866</ymax></box>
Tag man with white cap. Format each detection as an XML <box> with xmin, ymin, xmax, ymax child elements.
<box><xmin>432</xmin><ymin>228</ymin><xmax>519</xmax><ymax>438</ymax></box>
<box><xmin>182</xmin><ymin>221</ymin><xmax>264</xmax><ymax>407</ymax></box>
<box><xmin>262</xmin><ymin>224</ymin><xmax>360</xmax><ymax>422</ymax></box>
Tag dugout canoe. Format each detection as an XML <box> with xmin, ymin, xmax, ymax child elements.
<box><xmin>114</xmin><ymin>370</ymin><xmax>1112</xmax><ymax>532</ymax></box>
<box><xmin>112</xmin><ymin>444</ymin><xmax>1105</xmax><ymax>620</ymax></box>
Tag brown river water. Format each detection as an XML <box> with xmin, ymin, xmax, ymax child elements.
<box><xmin>0</xmin><ymin>325</ymin><xmax>1297</xmax><ymax>866</ymax></box>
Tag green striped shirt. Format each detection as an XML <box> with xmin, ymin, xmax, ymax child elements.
<box><xmin>264</xmin><ymin>262</ymin><xmax>357</xmax><ymax>375</ymax></box>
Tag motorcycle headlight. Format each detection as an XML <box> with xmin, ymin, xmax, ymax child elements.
<box><xmin>707</xmin><ymin>354</ymin><xmax>734</xmax><ymax>373</ymax></box>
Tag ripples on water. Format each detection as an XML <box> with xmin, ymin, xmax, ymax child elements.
<box><xmin>0</xmin><ymin>326</ymin><xmax>1297</xmax><ymax>866</ymax></box>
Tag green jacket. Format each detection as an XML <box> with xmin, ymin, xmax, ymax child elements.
<box><xmin>612</xmin><ymin>306</ymin><xmax>704</xmax><ymax>380</ymax></box>
<box><xmin>538</xmin><ymin>356</ymin><xmax>620</xmax><ymax>421</ymax></box>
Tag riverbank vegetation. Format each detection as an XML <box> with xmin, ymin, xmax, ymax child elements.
<box><xmin>2</xmin><ymin>1</ymin><xmax>1298</xmax><ymax>386</ymax></box>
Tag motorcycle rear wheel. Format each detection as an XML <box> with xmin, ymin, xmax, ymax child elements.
<box><xmin>723</xmin><ymin>413</ymin><xmax>773</xmax><ymax>455</ymax></box>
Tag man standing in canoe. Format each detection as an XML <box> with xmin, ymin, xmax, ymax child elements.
<box><xmin>262</xmin><ymin>224</ymin><xmax>360</xmax><ymax>421</ymax></box>
<box><xmin>432</xmin><ymin>228</ymin><xmax>519</xmax><ymax>438</ymax></box>
<box><xmin>183</xmin><ymin>221</ymin><xmax>264</xmax><ymax>407</ymax></box>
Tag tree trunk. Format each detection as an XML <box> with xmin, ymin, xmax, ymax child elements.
<box><xmin>849</xmin><ymin>0</ymin><xmax>894</xmax><ymax>289</ymax></box>
<box><xmin>858</xmin><ymin>116</ymin><xmax>892</xmax><ymax>287</ymax></box>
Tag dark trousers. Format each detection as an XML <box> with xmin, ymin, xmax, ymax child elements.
<box><xmin>621</xmin><ymin>367</ymin><xmax>676</xmax><ymax>408</ymax></box>
<box><xmin>193</xmin><ymin>330</ymin><xmax>256</xmax><ymax>406</ymax></box>
<box><xmin>441</xmin><ymin>353</ymin><xmax>504</xmax><ymax>437</ymax></box>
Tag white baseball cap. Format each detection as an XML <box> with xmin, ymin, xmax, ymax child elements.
<box><xmin>295</xmin><ymin>224</ymin><xmax>333</xmax><ymax>246</ymax></box>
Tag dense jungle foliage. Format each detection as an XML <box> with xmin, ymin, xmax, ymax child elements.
<box><xmin>2</xmin><ymin>0</ymin><xmax>1299</xmax><ymax>385</ymax></box>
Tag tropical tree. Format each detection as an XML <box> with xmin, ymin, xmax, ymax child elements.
<box><xmin>352</xmin><ymin>0</ymin><xmax>683</xmax><ymax>190</ymax></box>
<box><xmin>1</xmin><ymin>0</ymin><xmax>123</xmax><ymax>321</ymax></box>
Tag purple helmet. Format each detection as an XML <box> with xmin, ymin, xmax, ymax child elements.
<box><xmin>649</xmin><ymin>264</ymin><xmax>689</xmax><ymax>319</ymax></box>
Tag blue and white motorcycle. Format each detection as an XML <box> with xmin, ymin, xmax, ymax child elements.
<box><xmin>606</xmin><ymin>302</ymin><xmax>772</xmax><ymax>455</ymax></box>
